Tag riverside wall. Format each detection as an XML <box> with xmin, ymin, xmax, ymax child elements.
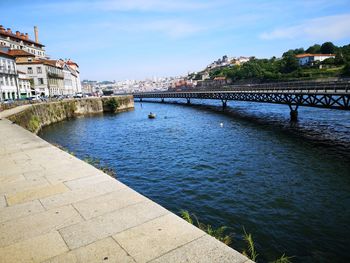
<box><xmin>6</xmin><ymin>96</ymin><xmax>134</xmax><ymax>134</ymax></box>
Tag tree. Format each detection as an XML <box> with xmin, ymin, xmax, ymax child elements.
<box><xmin>281</xmin><ymin>54</ymin><xmax>299</xmax><ymax>73</ymax></box>
<box><xmin>343</xmin><ymin>62</ymin><xmax>350</xmax><ymax>76</ymax></box>
<box><xmin>320</xmin><ymin>42</ymin><xmax>336</xmax><ymax>54</ymax></box>
<box><xmin>306</xmin><ymin>44</ymin><xmax>321</xmax><ymax>54</ymax></box>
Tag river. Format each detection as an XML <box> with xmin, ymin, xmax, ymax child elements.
<box><xmin>39</xmin><ymin>99</ymin><xmax>350</xmax><ymax>263</ymax></box>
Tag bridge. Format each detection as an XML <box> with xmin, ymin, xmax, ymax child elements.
<box><xmin>133</xmin><ymin>80</ymin><xmax>350</xmax><ymax>121</ymax></box>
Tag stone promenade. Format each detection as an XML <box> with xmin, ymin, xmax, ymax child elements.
<box><xmin>0</xmin><ymin>106</ymin><xmax>252</xmax><ymax>263</ymax></box>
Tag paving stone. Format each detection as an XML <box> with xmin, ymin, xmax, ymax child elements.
<box><xmin>0</xmin><ymin>163</ymin><xmax>41</xmax><ymax>178</ymax></box>
<box><xmin>59</xmin><ymin>200</ymin><xmax>169</xmax><ymax>249</ymax></box>
<box><xmin>43</xmin><ymin>237</ymin><xmax>135</xmax><ymax>263</ymax></box>
<box><xmin>0</xmin><ymin>195</ymin><xmax>6</xmax><ymax>208</ymax></box>
<box><xmin>113</xmin><ymin>213</ymin><xmax>206</xmax><ymax>263</ymax></box>
<box><xmin>0</xmin><ymin>204</ymin><xmax>82</xmax><ymax>247</ymax></box>
<box><xmin>6</xmin><ymin>183</ymin><xmax>69</xmax><ymax>206</ymax></box>
<box><xmin>0</xmin><ymin>176</ymin><xmax>50</xmax><ymax>196</ymax></box>
<box><xmin>0</xmin><ymin>173</ymin><xmax>25</xmax><ymax>184</ymax></box>
<box><xmin>73</xmin><ymin>188</ymin><xmax>147</xmax><ymax>220</ymax></box>
<box><xmin>22</xmin><ymin>170</ymin><xmax>48</xmax><ymax>180</ymax></box>
<box><xmin>64</xmin><ymin>174</ymin><xmax>111</xmax><ymax>190</ymax></box>
<box><xmin>0</xmin><ymin>200</ymin><xmax>45</xmax><ymax>223</ymax></box>
<box><xmin>40</xmin><ymin>180</ymin><xmax>126</xmax><ymax>210</ymax></box>
<box><xmin>150</xmin><ymin>235</ymin><xmax>251</xmax><ymax>263</ymax></box>
<box><xmin>0</xmin><ymin>231</ymin><xmax>68</xmax><ymax>263</ymax></box>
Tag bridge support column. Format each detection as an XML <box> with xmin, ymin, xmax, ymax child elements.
<box><xmin>161</xmin><ymin>98</ymin><xmax>165</xmax><ymax>103</ymax></box>
<box><xmin>140</xmin><ymin>98</ymin><xmax>143</xmax><ymax>102</ymax></box>
<box><xmin>186</xmin><ymin>98</ymin><xmax>191</xmax><ymax>104</ymax></box>
<box><xmin>289</xmin><ymin>105</ymin><xmax>299</xmax><ymax>122</ymax></box>
<box><xmin>222</xmin><ymin>99</ymin><xmax>227</xmax><ymax>110</ymax></box>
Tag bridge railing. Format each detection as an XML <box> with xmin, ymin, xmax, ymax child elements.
<box><xmin>133</xmin><ymin>80</ymin><xmax>350</xmax><ymax>96</ymax></box>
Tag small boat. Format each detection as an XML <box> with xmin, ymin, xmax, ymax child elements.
<box><xmin>148</xmin><ymin>112</ymin><xmax>156</xmax><ymax>119</ymax></box>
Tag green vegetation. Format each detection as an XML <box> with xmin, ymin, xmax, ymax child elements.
<box><xmin>27</xmin><ymin>115</ymin><xmax>41</xmax><ymax>133</ymax></box>
<box><xmin>206</xmin><ymin>42</ymin><xmax>350</xmax><ymax>83</ymax></box>
<box><xmin>104</xmin><ymin>98</ymin><xmax>120</xmax><ymax>112</ymax></box>
<box><xmin>242</xmin><ymin>227</ymin><xmax>258</xmax><ymax>261</ymax></box>
<box><xmin>181</xmin><ymin>210</ymin><xmax>293</xmax><ymax>263</ymax></box>
<box><xmin>83</xmin><ymin>156</ymin><xmax>117</xmax><ymax>178</ymax></box>
<box><xmin>51</xmin><ymin>144</ymin><xmax>117</xmax><ymax>178</ymax></box>
<box><xmin>180</xmin><ymin>210</ymin><xmax>232</xmax><ymax>245</ymax></box>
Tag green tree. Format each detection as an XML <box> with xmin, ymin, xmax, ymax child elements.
<box><xmin>343</xmin><ymin>62</ymin><xmax>350</xmax><ymax>76</ymax></box>
<box><xmin>320</xmin><ymin>42</ymin><xmax>336</xmax><ymax>54</ymax></box>
<box><xmin>281</xmin><ymin>54</ymin><xmax>299</xmax><ymax>73</ymax></box>
<box><xmin>306</xmin><ymin>44</ymin><xmax>321</xmax><ymax>54</ymax></box>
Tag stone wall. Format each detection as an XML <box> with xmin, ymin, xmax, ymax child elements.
<box><xmin>8</xmin><ymin>96</ymin><xmax>134</xmax><ymax>134</ymax></box>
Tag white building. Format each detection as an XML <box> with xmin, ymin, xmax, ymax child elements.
<box><xmin>0</xmin><ymin>50</ymin><xmax>18</xmax><ymax>100</ymax></box>
<box><xmin>296</xmin><ymin>53</ymin><xmax>335</xmax><ymax>66</ymax></box>
<box><xmin>17</xmin><ymin>71</ymin><xmax>33</xmax><ymax>99</ymax></box>
<box><xmin>65</xmin><ymin>60</ymin><xmax>82</xmax><ymax>94</ymax></box>
<box><xmin>0</xmin><ymin>25</ymin><xmax>46</xmax><ymax>58</ymax></box>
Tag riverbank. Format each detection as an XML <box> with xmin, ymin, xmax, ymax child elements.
<box><xmin>0</xmin><ymin>101</ymin><xmax>252</xmax><ymax>262</ymax></box>
<box><xmin>5</xmin><ymin>96</ymin><xmax>134</xmax><ymax>133</ymax></box>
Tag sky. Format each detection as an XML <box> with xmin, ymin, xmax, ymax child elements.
<box><xmin>1</xmin><ymin>0</ymin><xmax>350</xmax><ymax>81</ymax></box>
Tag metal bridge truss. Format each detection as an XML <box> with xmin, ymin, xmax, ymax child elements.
<box><xmin>134</xmin><ymin>91</ymin><xmax>350</xmax><ymax>111</ymax></box>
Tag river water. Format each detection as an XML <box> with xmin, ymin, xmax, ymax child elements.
<box><xmin>39</xmin><ymin>100</ymin><xmax>350</xmax><ymax>263</ymax></box>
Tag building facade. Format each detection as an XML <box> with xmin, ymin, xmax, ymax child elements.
<box><xmin>0</xmin><ymin>50</ymin><xmax>18</xmax><ymax>100</ymax></box>
<box><xmin>17</xmin><ymin>59</ymin><xmax>82</xmax><ymax>97</ymax></box>
<box><xmin>0</xmin><ymin>25</ymin><xmax>46</xmax><ymax>58</ymax></box>
<box><xmin>296</xmin><ymin>53</ymin><xmax>335</xmax><ymax>66</ymax></box>
<box><xmin>17</xmin><ymin>71</ymin><xmax>33</xmax><ymax>98</ymax></box>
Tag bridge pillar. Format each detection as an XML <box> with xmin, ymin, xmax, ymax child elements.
<box><xmin>186</xmin><ymin>98</ymin><xmax>191</xmax><ymax>104</ymax></box>
<box><xmin>222</xmin><ymin>100</ymin><xmax>227</xmax><ymax>110</ymax></box>
<box><xmin>140</xmin><ymin>98</ymin><xmax>143</xmax><ymax>102</ymax></box>
<box><xmin>161</xmin><ymin>98</ymin><xmax>165</xmax><ymax>103</ymax></box>
<box><xmin>289</xmin><ymin>105</ymin><xmax>299</xmax><ymax>122</ymax></box>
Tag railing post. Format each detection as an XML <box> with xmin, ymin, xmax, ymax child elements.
<box><xmin>186</xmin><ymin>98</ymin><xmax>190</xmax><ymax>104</ymax></box>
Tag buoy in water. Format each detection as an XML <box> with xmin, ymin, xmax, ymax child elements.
<box><xmin>220</xmin><ymin>122</ymin><xmax>224</xmax><ymax>127</ymax></box>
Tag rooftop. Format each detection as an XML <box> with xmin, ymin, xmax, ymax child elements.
<box><xmin>295</xmin><ymin>53</ymin><xmax>335</xmax><ymax>58</ymax></box>
<box><xmin>0</xmin><ymin>25</ymin><xmax>45</xmax><ymax>48</ymax></box>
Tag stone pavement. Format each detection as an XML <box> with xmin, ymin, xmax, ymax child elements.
<box><xmin>0</xmin><ymin>107</ymin><xmax>253</xmax><ymax>263</ymax></box>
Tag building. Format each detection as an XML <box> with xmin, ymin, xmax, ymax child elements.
<box><xmin>296</xmin><ymin>53</ymin><xmax>335</xmax><ymax>66</ymax></box>
<box><xmin>17</xmin><ymin>71</ymin><xmax>33</xmax><ymax>98</ymax></box>
<box><xmin>65</xmin><ymin>59</ymin><xmax>82</xmax><ymax>94</ymax></box>
<box><xmin>0</xmin><ymin>50</ymin><xmax>18</xmax><ymax>100</ymax></box>
<box><xmin>17</xmin><ymin>59</ymin><xmax>82</xmax><ymax>97</ymax></box>
<box><xmin>17</xmin><ymin>60</ymin><xmax>64</xmax><ymax>96</ymax></box>
<box><xmin>0</xmin><ymin>25</ymin><xmax>46</xmax><ymax>58</ymax></box>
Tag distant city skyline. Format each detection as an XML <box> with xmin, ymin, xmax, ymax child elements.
<box><xmin>2</xmin><ymin>0</ymin><xmax>350</xmax><ymax>81</ymax></box>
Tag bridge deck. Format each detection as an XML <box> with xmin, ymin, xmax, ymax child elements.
<box><xmin>133</xmin><ymin>81</ymin><xmax>350</xmax><ymax>110</ymax></box>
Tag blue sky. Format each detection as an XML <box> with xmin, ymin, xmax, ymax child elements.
<box><xmin>1</xmin><ymin>0</ymin><xmax>350</xmax><ymax>81</ymax></box>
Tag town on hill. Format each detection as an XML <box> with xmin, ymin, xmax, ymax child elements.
<box><xmin>184</xmin><ymin>42</ymin><xmax>350</xmax><ymax>89</ymax></box>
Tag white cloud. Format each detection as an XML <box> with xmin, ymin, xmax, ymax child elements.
<box><xmin>260</xmin><ymin>14</ymin><xmax>350</xmax><ymax>41</ymax></box>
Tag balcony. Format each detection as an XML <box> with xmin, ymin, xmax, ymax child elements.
<box><xmin>0</xmin><ymin>66</ymin><xmax>17</xmax><ymax>75</ymax></box>
<box><xmin>47</xmin><ymin>72</ymin><xmax>64</xmax><ymax>79</ymax></box>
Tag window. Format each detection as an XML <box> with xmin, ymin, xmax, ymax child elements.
<box><xmin>37</xmin><ymin>67</ymin><xmax>42</xmax><ymax>73</ymax></box>
<box><xmin>38</xmin><ymin>78</ymin><xmax>44</xmax><ymax>85</ymax></box>
<box><xmin>27</xmin><ymin>67</ymin><xmax>33</xmax><ymax>74</ymax></box>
